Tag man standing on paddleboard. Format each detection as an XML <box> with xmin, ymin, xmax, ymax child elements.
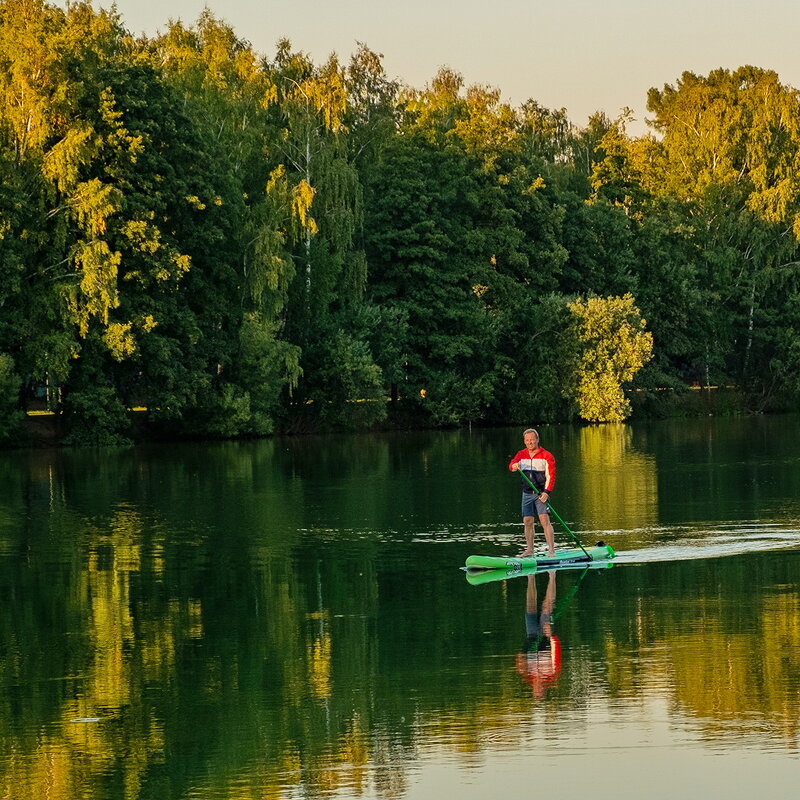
<box><xmin>509</xmin><ymin>428</ymin><xmax>556</xmax><ymax>557</ymax></box>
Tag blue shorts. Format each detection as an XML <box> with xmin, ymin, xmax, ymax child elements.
<box><xmin>522</xmin><ymin>492</ymin><xmax>550</xmax><ymax>519</ymax></box>
<box><xmin>525</xmin><ymin>612</ymin><xmax>554</xmax><ymax>638</ymax></box>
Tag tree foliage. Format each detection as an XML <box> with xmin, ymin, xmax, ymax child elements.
<box><xmin>567</xmin><ymin>294</ymin><xmax>654</xmax><ymax>422</ymax></box>
<box><xmin>2</xmin><ymin>5</ymin><xmax>800</xmax><ymax>441</ymax></box>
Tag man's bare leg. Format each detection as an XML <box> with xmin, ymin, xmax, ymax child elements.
<box><xmin>520</xmin><ymin>515</ymin><xmax>535</xmax><ymax>556</ymax></box>
<box><xmin>539</xmin><ymin>513</ymin><xmax>555</xmax><ymax>556</ymax></box>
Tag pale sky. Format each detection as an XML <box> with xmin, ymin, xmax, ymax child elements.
<box><xmin>56</xmin><ymin>0</ymin><xmax>800</xmax><ymax>136</ymax></box>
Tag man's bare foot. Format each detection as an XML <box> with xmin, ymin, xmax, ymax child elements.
<box><xmin>517</xmin><ymin>550</ymin><xmax>533</xmax><ymax>557</ymax></box>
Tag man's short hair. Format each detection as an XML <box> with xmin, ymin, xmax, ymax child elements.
<box><xmin>523</xmin><ymin>428</ymin><xmax>539</xmax><ymax>439</ymax></box>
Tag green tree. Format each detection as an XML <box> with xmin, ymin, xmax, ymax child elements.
<box><xmin>267</xmin><ymin>42</ymin><xmax>386</xmax><ymax>427</ymax></box>
<box><xmin>271</xmin><ymin>43</ymin><xmax>364</xmax><ymax>315</ymax></box>
<box><xmin>567</xmin><ymin>293</ymin><xmax>654</xmax><ymax>422</ymax></box>
<box><xmin>364</xmin><ymin>124</ymin><xmax>506</xmax><ymax>425</ymax></box>
<box><xmin>0</xmin><ymin>353</ymin><xmax>22</xmax><ymax>441</ymax></box>
<box><xmin>498</xmin><ymin>293</ymin><xmax>579</xmax><ymax>424</ymax></box>
<box><xmin>642</xmin><ymin>67</ymin><xmax>800</xmax><ymax>399</ymax></box>
<box><xmin>344</xmin><ymin>42</ymin><xmax>400</xmax><ymax>169</ymax></box>
<box><xmin>0</xmin><ymin>1</ymin><xmax>136</xmax><ymax>437</ymax></box>
<box><xmin>150</xmin><ymin>13</ymin><xmax>304</xmax><ymax>434</ymax></box>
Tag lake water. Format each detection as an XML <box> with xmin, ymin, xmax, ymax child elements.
<box><xmin>1</xmin><ymin>416</ymin><xmax>799</xmax><ymax>799</ymax></box>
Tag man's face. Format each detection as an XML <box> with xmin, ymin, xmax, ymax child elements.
<box><xmin>524</xmin><ymin>432</ymin><xmax>538</xmax><ymax>450</ymax></box>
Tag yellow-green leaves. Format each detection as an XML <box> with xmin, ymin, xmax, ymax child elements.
<box><xmin>452</xmin><ymin>84</ymin><xmax>518</xmax><ymax>171</ymax></box>
<box><xmin>299</xmin><ymin>60</ymin><xmax>348</xmax><ymax>134</ymax></box>
<box><xmin>273</xmin><ymin>46</ymin><xmax>364</xmax><ymax>314</ymax></box>
<box><xmin>71</xmin><ymin>178</ymin><xmax>121</xmax><ymax>237</ymax></box>
<box><xmin>70</xmin><ymin>239</ymin><xmax>121</xmax><ymax>335</ymax></box>
<box><xmin>291</xmin><ymin>178</ymin><xmax>318</xmax><ymax>236</ymax></box>
<box><xmin>646</xmin><ymin>67</ymin><xmax>800</xmax><ymax>227</ymax></box>
<box><xmin>0</xmin><ymin>0</ymin><xmax>62</xmax><ymax>156</ymax></box>
<box><xmin>103</xmin><ymin>321</ymin><xmax>135</xmax><ymax>360</ymax></box>
<box><xmin>239</xmin><ymin>165</ymin><xmax>298</xmax><ymax>315</ymax></box>
<box><xmin>42</xmin><ymin>123</ymin><xmax>97</xmax><ymax>192</ymax></box>
<box><xmin>567</xmin><ymin>293</ymin><xmax>654</xmax><ymax>423</ymax></box>
<box><xmin>99</xmin><ymin>315</ymin><xmax>156</xmax><ymax>361</ymax></box>
<box><xmin>98</xmin><ymin>87</ymin><xmax>144</xmax><ymax>160</ymax></box>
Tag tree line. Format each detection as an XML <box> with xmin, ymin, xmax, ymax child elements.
<box><xmin>1</xmin><ymin>1</ymin><xmax>799</xmax><ymax>444</ymax></box>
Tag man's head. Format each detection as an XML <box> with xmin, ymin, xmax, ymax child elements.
<box><xmin>523</xmin><ymin>428</ymin><xmax>539</xmax><ymax>449</ymax></box>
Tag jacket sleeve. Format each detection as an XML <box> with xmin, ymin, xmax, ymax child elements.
<box><xmin>543</xmin><ymin>450</ymin><xmax>556</xmax><ymax>492</ymax></box>
<box><xmin>509</xmin><ymin>450</ymin><xmax>523</xmax><ymax>471</ymax></box>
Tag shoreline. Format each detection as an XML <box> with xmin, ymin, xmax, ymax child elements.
<box><xmin>7</xmin><ymin>386</ymin><xmax>768</xmax><ymax>450</ymax></box>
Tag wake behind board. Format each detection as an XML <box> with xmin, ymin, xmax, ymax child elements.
<box><xmin>465</xmin><ymin>543</ymin><xmax>615</xmax><ymax>571</ymax></box>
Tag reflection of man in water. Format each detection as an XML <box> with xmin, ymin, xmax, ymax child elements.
<box><xmin>516</xmin><ymin>570</ymin><xmax>561</xmax><ymax>698</ymax></box>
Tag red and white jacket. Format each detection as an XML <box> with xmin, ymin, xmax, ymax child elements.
<box><xmin>509</xmin><ymin>447</ymin><xmax>556</xmax><ymax>494</ymax></box>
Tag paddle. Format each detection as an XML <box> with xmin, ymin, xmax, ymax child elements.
<box><xmin>513</xmin><ymin>467</ymin><xmax>591</xmax><ymax>559</ymax></box>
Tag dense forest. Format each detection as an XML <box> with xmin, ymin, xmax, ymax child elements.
<box><xmin>2</xmin><ymin>0</ymin><xmax>800</xmax><ymax>444</ymax></box>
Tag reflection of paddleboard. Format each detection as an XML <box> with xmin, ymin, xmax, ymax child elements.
<box><xmin>465</xmin><ymin>543</ymin><xmax>615</xmax><ymax>571</ymax></box>
<box><xmin>465</xmin><ymin>558</ymin><xmax>613</xmax><ymax>586</ymax></box>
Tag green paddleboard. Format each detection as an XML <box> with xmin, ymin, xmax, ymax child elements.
<box><xmin>465</xmin><ymin>557</ymin><xmax>613</xmax><ymax>586</ymax></box>
<box><xmin>465</xmin><ymin>543</ymin><xmax>615</xmax><ymax>571</ymax></box>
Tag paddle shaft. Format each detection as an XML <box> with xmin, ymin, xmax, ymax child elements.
<box><xmin>514</xmin><ymin>467</ymin><xmax>591</xmax><ymax>559</ymax></box>
<box><xmin>554</xmin><ymin>565</ymin><xmax>591</xmax><ymax>620</ymax></box>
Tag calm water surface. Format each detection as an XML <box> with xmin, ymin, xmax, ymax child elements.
<box><xmin>1</xmin><ymin>416</ymin><xmax>799</xmax><ymax>799</ymax></box>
